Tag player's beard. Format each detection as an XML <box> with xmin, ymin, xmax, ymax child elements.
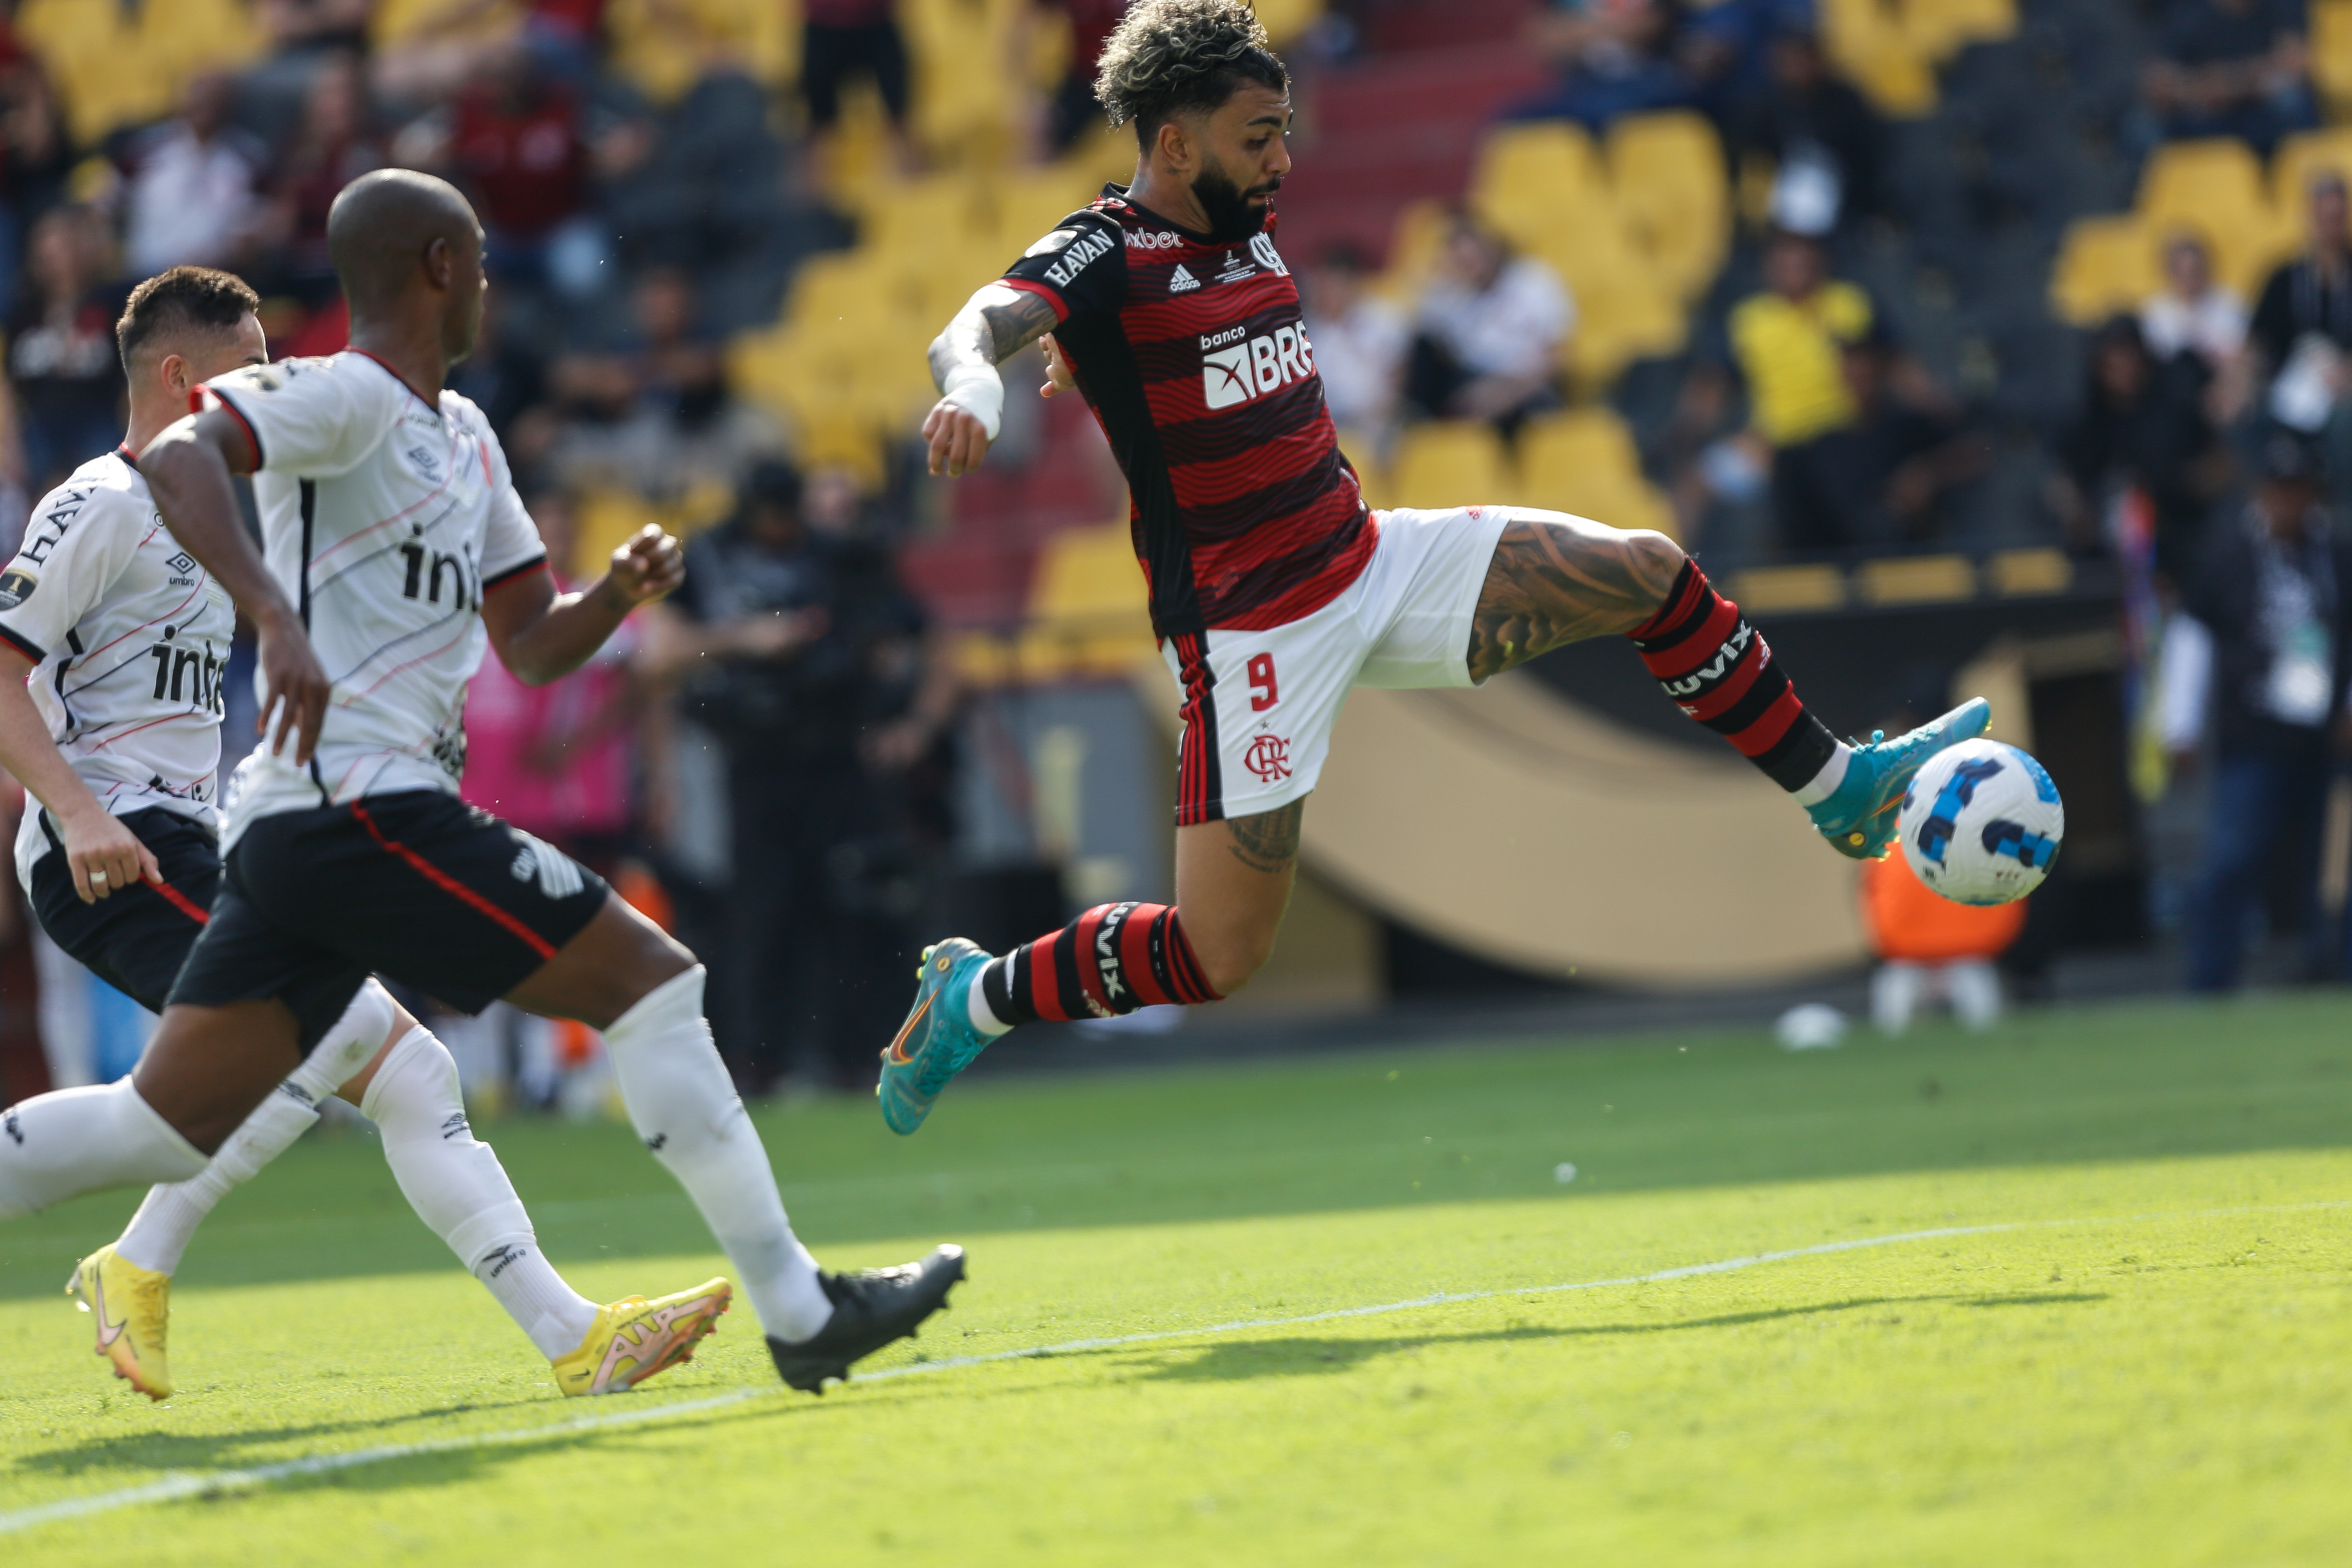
<box><xmin>1194</xmin><ymin>159</ymin><xmax>1278</xmax><ymax>243</ymax></box>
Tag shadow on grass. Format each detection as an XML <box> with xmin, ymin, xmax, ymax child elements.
<box><xmin>1109</xmin><ymin>1288</ymin><xmax>2114</xmax><ymax>1383</ymax></box>
<box><xmin>7</xmin><ymin>1395</ymin><xmax>563</xmax><ymax>1483</ymax></box>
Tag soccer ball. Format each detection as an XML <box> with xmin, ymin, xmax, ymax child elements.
<box><xmin>1896</xmin><ymin>738</ymin><xmax>2064</xmax><ymax>906</ymax></box>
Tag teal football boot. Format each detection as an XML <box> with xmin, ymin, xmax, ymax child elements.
<box><xmin>878</xmin><ymin>939</ymin><xmax>998</xmax><ymax>1135</ymax></box>
<box><xmin>1806</xmin><ymin>697</ymin><xmax>1992</xmax><ymax>860</ymax></box>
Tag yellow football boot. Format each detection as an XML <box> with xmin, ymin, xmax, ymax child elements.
<box><xmin>552</xmin><ymin>1277</ymin><xmax>732</xmax><ymax>1396</ymax></box>
<box><xmin>67</xmin><ymin>1244</ymin><xmax>173</xmax><ymax>1401</ymax></box>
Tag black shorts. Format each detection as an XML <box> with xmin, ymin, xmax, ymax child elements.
<box><xmin>802</xmin><ymin>21</ymin><xmax>909</xmax><ymax>127</ymax></box>
<box><xmin>30</xmin><ymin>806</ymin><xmax>220</xmax><ymax>1013</ymax></box>
<box><xmin>168</xmin><ymin>790</ymin><xmax>609</xmax><ymax>1051</ymax></box>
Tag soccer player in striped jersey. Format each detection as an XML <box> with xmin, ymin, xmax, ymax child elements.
<box><xmin>878</xmin><ymin>0</ymin><xmax>1990</xmax><ymax>1130</ymax></box>
<box><xmin>0</xmin><ymin>173</ymin><xmax>962</xmax><ymax>1393</ymax></box>
<box><xmin>0</xmin><ymin>266</ymin><xmax>726</xmax><ymax>1400</ymax></box>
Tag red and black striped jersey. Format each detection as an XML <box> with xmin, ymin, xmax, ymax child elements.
<box><xmin>999</xmin><ymin>185</ymin><xmax>1376</xmax><ymax>637</ymax></box>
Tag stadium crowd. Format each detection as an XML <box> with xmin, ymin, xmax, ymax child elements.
<box><xmin>1</xmin><ymin>0</ymin><xmax>2350</xmax><ymax>1102</ymax></box>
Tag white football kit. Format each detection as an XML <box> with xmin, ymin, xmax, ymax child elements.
<box><xmin>200</xmin><ymin>349</ymin><xmax>547</xmax><ymax>845</ymax></box>
<box><xmin>0</xmin><ymin>450</ymin><xmax>235</xmax><ymax>893</ymax></box>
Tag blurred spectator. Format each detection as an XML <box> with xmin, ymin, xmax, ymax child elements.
<box><xmin>401</xmin><ymin>42</ymin><xmax>626</xmax><ymax>300</ymax></box>
<box><xmin>1726</xmin><ymin>25</ymin><xmax>1882</xmax><ymax>233</ymax></box>
<box><xmin>2248</xmin><ymin>172</ymin><xmax>2352</xmax><ymax>443</ymax></box>
<box><xmin>2142</xmin><ymin>229</ymin><xmax>2249</xmax><ymax>368</ymax></box>
<box><xmin>1035</xmin><ymin>0</ymin><xmax>1128</xmax><ymax>155</ymax></box>
<box><xmin>1304</xmin><ymin>243</ymin><xmax>1406</xmax><ymax>439</ymax></box>
<box><xmin>1513</xmin><ymin>0</ymin><xmax>1695</xmax><ymax>131</ymax></box>
<box><xmin>1403</xmin><ymin>212</ymin><xmax>1572</xmax><ymax>433</ymax></box>
<box><xmin>2177</xmin><ymin>427</ymin><xmax>2352</xmax><ymax>989</ymax></box>
<box><xmin>5</xmin><ymin>207</ymin><xmax>122</xmax><ymax>494</ymax></box>
<box><xmin>1772</xmin><ymin>338</ymin><xmax>1987</xmax><ymax>551</ymax></box>
<box><xmin>2141</xmin><ymin>0</ymin><xmax>2315</xmax><ymax>156</ymax></box>
<box><xmin>116</xmin><ymin>72</ymin><xmax>270</xmax><ymax>278</ymax></box>
<box><xmin>461</xmin><ymin>489</ymin><xmax>644</xmax><ymax>869</ymax></box>
<box><xmin>546</xmin><ymin>266</ymin><xmax>786</xmax><ymax>517</ymax></box>
<box><xmin>2051</xmin><ymin>316</ymin><xmax>2229</xmax><ymax>575</ymax></box>
<box><xmin>1672</xmin><ymin>229</ymin><xmax>1943</xmax><ymax>551</ymax></box>
<box><xmin>263</xmin><ymin>52</ymin><xmax>387</xmax><ymax>309</ymax></box>
<box><xmin>802</xmin><ymin>0</ymin><xmax>915</xmax><ymax>178</ymax></box>
<box><xmin>0</xmin><ymin>44</ymin><xmax>71</xmax><ymax>322</ymax></box>
<box><xmin>646</xmin><ymin>460</ymin><xmax>936</xmax><ymax>1089</ymax></box>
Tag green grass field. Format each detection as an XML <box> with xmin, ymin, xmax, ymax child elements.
<box><xmin>4</xmin><ymin>994</ymin><xmax>2350</xmax><ymax>1565</ymax></box>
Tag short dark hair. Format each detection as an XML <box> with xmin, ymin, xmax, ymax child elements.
<box><xmin>1096</xmin><ymin>0</ymin><xmax>1288</xmax><ymax>148</ymax></box>
<box><xmin>115</xmin><ymin>266</ymin><xmax>261</xmax><ymax>371</ymax></box>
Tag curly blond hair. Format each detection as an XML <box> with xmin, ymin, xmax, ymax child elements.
<box><xmin>1094</xmin><ymin>0</ymin><xmax>1288</xmax><ymax>142</ymax></box>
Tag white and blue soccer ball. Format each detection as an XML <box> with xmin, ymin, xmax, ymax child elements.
<box><xmin>1896</xmin><ymin>738</ymin><xmax>2064</xmax><ymax>906</ymax></box>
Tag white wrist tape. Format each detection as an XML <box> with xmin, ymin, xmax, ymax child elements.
<box><xmin>940</xmin><ymin>362</ymin><xmax>1004</xmax><ymax>441</ymax></box>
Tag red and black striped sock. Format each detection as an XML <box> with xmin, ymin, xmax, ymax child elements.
<box><xmin>1627</xmin><ymin>560</ymin><xmax>1844</xmax><ymax>794</ymax></box>
<box><xmin>977</xmin><ymin>902</ymin><xmax>1222</xmax><ymax>1028</ymax></box>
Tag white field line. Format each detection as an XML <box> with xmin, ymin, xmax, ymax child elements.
<box><xmin>3</xmin><ymin>1198</ymin><xmax>2344</xmax><ymax>1537</ymax></box>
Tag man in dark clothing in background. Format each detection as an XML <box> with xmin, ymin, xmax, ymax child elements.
<box><xmin>650</xmin><ymin>461</ymin><xmax>933</xmax><ymax>1089</ymax></box>
<box><xmin>2179</xmin><ymin>428</ymin><xmax>2352</xmax><ymax>990</ymax></box>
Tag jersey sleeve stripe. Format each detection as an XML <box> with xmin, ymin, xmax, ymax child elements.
<box><xmin>482</xmin><ymin>555</ymin><xmax>550</xmax><ymax>594</ymax></box>
<box><xmin>0</xmin><ymin>624</ymin><xmax>45</xmax><ymax>662</ymax></box>
<box><xmin>208</xmin><ymin>386</ymin><xmax>265</xmax><ymax>470</ymax></box>
<box><xmin>1000</xmin><ymin>276</ymin><xmax>1070</xmax><ymax>322</ymax></box>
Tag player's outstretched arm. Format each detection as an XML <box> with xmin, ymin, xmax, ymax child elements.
<box><xmin>486</xmin><ymin>523</ymin><xmax>683</xmax><ymax>686</ymax></box>
<box><xmin>0</xmin><ymin>647</ymin><xmax>160</xmax><ymax>902</ymax></box>
<box><xmin>921</xmin><ymin>283</ymin><xmax>1060</xmax><ymax>477</ymax></box>
<box><xmin>138</xmin><ymin>412</ymin><xmax>331</xmax><ymax>764</ymax></box>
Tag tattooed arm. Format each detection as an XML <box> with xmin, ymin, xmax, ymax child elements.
<box><xmin>1225</xmin><ymin>799</ymin><xmax>1305</xmax><ymax>875</ymax></box>
<box><xmin>1465</xmin><ymin>516</ymin><xmax>1688</xmax><ymax>682</ymax></box>
<box><xmin>921</xmin><ymin>284</ymin><xmax>1061</xmax><ymax>477</ymax></box>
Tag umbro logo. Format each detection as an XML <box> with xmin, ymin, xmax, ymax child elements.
<box><xmin>1169</xmin><ymin>263</ymin><xmax>1200</xmax><ymax>293</ymax></box>
<box><xmin>166</xmin><ymin>552</ymin><xmax>196</xmax><ymax>575</ymax></box>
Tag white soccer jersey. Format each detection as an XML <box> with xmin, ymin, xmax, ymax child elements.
<box><xmin>0</xmin><ymin>450</ymin><xmax>236</xmax><ymax>892</ymax></box>
<box><xmin>200</xmin><ymin>350</ymin><xmax>546</xmax><ymax>843</ymax></box>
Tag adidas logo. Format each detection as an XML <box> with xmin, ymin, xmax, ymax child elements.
<box><xmin>1168</xmin><ymin>263</ymin><xmax>1200</xmax><ymax>293</ymax></box>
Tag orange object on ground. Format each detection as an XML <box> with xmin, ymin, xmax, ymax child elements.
<box><xmin>1858</xmin><ymin>853</ymin><xmax>2027</xmax><ymax>962</ymax></box>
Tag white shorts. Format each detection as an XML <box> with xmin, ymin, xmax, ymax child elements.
<box><xmin>1161</xmin><ymin>504</ymin><xmax>1514</xmax><ymax>826</ymax></box>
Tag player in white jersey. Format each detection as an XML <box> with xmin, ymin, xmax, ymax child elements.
<box><xmin>0</xmin><ymin>267</ymin><xmax>731</xmax><ymax>1401</ymax></box>
<box><xmin>0</xmin><ymin>171</ymin><xmax>962</xmax><ymax>1392</ymax></box>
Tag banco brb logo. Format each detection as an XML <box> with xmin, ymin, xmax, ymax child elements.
<box><xmin>1202</xmin><ymin>325</ymin><xmax>1316</xmax><ymax>410</ymax></box>
<box><xmin>1244</xmin><ymin>733</ymin><xmax>1292</xmax><ymax>782</ymax></box>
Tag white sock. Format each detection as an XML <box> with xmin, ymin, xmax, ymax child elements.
<box><xmin>361</xmin><ymin>1025</ymin><xmax>599</xmax><ymax>1360</ymax></box>
<box><xmin>1792</xmin><ymin>743</ymin><xmax>1855</xmax><ymax>806</ymax></box>
<box><xmin>0</xmin><ymin>1079</ymin><xmax>207</xmax><ymax>1219</ymax></box>
<box><xmin>602</xmin><ymin>966</ymin><xmax>832</xmax><ymax>1341</ymax></box>
<box><xmin>967</xmin><ymin>969</ymin><xmax>1012</xmax><ymax>1036</ymax></box>
<box><xmin>115</xmin><ymin>981</ymin><xmax>400</xmax><ymax>1274</ymax></box>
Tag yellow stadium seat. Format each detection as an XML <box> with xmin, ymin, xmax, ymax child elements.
<box><xmin>1469</xmin><ymin>122</ymin><xmax>1607</xmax><ymax>251</ymax></box>
<box><xmin>1554</xmin><ymin>475</ymin><xmax>1680</xmax><ymax>540</ymax></box>
<box><xmin>20</xmin><ymin>0</ymin><xmax>261</xmax><ymax>145</ymax></box>
<box><xmin>1517</xmin><ymin>409</ymin><xmax>1643</xmax><ymax>499</ymax></box>
<box><xmin>1819</xmin><ymin>0</ymin><xmax>1937</xmax><ymax>116</ymax></box>
<box><xmin>2050</xmin><ymin>215</ymin><xmax>2162</xmax><ymax>325</ymax></box>
<box><xmin>1902</xmin><ymin>0</ymin><xmax>2017</xmax><ymax>61</ymax></box>
<box><xmin>1565</xmin><ymin>273</ymin><xmax>1689</xmax><ymax>389</ymax></box>
<box><xmin>371</xmin><ymin>0</ymin><xmax>524</xmax><ymax>49</ymax></box>
<box><xmin>1606</xmin><ymin>112</ymin><xmax>1731</xmax><ymax>301</ymax></box>
<box><xmin>1375</xmin><ymin>200</ymin><xmax>1454</xmax><ymax>305</ymax></box>
<box><xmin>605</xmin><ymin>0</ymin><xmax>795</xmax><ymax>104</ymax></box>
<box><xmin>903</xmin><ymin>0</ymin><xmax>1026</xmax><ymax>165</ymax></box>
<box><xmin>1390</xmin><ymin>423</ymin><xmax>1509</xmax><ymax>511</ymax></box>
<box><xmin>2314</xmin><ymin>0</ymin><xmax>2352</xmax><ymax>117</ymax></box>
<box><xmin>2138</xmin><ymin>139</ymin><xmax>2268</xmax><ymax>233</ymax></box>
<box><xmin>1250</xmin><ymin>0</ymin><xmax>1327</xmax><ymax>46</ymax></box>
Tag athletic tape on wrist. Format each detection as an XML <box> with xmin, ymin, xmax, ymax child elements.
<box><xmin>941</xmin><ymin>363</ymin><xmax>1004</xmax><ymax>441</ymax></box>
